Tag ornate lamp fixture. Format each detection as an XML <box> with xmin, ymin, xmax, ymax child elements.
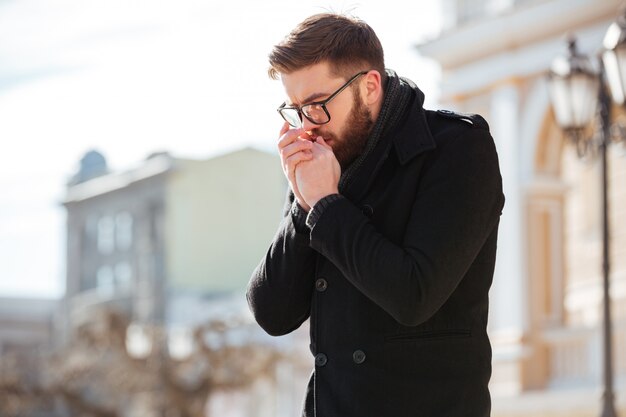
<box><xmin>547</xmin><ymin>11</ymin><xmax>626</xmax><ymax>417</ymax></box>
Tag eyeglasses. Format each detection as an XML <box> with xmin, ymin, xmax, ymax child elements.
<box><xmin>277</xmin><ymin>70</ymin><xmax>369</xmax><ymax>128</ymax></box>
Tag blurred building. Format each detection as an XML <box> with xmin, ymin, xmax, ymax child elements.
<box><xmin>60</xmin><ymin>147</ymin><xmax>310</xmax><ymax>416</ymax></box>
<box><xmin>0</xmin><ymin>297</ymin><xmax>57</xmax><ymax>355</ymax></box>
<box><xmin>419</xmin><ymin>0</ymin><xmax>626</xmax><ymax>415</ymax></box>
<box><xmin>62</xmin><ymin>147</ymin><xmax>285</xmax><ymax>329</ymax></box>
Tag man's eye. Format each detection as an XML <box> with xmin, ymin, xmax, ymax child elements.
<box><xmin>304</xmin><ymin>104</ymin><xmax>324</xmax><ymax>113</ymax></box>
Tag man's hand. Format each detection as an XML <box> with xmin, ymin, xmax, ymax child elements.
<box><xmin>295</xmin><ymin>136</ymin><xmax>340</xmax><ymax>209</ymax></box>
<box><xmin>277</xmin><ymin>122</ymin><xmax>314</xmax><ymax>211</ymax></box>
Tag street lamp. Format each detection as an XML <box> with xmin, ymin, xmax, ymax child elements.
<box><xmin>603</xmin><ymin>13</ymin><xmax>626</xmax><ymax>107</ymax></box>
<box><xmin>547</xmin><ymin>13</ymin><xmax>626</xmax><ymax>417</ymax></box>
<box><xmin>548</xmin><ymin>39</ymin><xmax>600</xmax><ymax>157</ymax></box>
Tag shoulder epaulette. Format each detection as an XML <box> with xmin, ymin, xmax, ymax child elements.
<box><xmin>436</xmin><ymin>109</ymin><xmax>489</xmax><ymax>131</ymax></box>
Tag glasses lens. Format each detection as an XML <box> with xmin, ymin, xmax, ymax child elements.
<box><xmin>280</xmin><ymin>108</ymin><xmax>302</xmax><ymax>127</ymax></box>
<box><xmin>302</xmin><ymin>104</ymin><xmax>329</xmax><ymax>124</ymax></box>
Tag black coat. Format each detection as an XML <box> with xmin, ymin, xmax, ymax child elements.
<box><xmin>247</xmin><ymin>85</ymin><xmax>505</xmax><ymax>417</ymax></box>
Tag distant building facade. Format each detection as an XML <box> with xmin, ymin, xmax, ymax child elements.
<box><xmin>61</xmin><ymin>147</ymin><xmax>310</xmax><ymax>416</ymax></box>
<box><xmin>419</xmin><ymin>0</ymin><xmax>626</xmax><ymax>415</ymax></box>
<box><xmin>62</xmin><ymin>147</ymin><xmax>286</xmax><ymax>330</ymax></box>
<box><xmin>0</xmin><ymin>297</ymin><xmax>57</xmax><ymax>355</ymax></box>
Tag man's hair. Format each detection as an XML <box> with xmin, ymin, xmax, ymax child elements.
<box><xmin>268</xmin><ymin>13</ymin><xmax>386</xmax><ymax>85</ymax></box>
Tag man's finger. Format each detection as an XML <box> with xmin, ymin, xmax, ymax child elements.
<box><xmin>280</xmin><ymin>139</ymin><xmax>313</xmax><ymax>162</ymax></box>
<box><xmin>285</xmin><ymin>150</ymin><xmax>313</xmax><ymax>177</ymax></box>
<box><xmin>279</xmin><ymin>122</ymin><xmax>290</xmax><ymax>137</ymax></box>
<box><xmin>278</xmin><ymin>127</ymin><xmax>305</xmax><ymax>150</ymax></box>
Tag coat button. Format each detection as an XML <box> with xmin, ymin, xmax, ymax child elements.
<box><xmin>352</xmin><ymin>349</ymin><xmax>366</xmax><ymax>364</ymax></box>
<box><xmin>315</xmin><ymin>353</ymin><xmax>328</xmax><ymax>367</ymax></box>
<box><xmin>315</xmin><ymin>278</ymin><xmax>328</xmax><ymax>292</ymax></box>
<box><xmin>361</xmin><ymin>204</ymin><xmax>374</xmax><ymax>217</ymax></box>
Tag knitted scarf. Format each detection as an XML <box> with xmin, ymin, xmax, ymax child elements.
<box><xmin>338</xmin><ymin>69</ymin><xmax>415</xmax><ymax>191</ymax></box>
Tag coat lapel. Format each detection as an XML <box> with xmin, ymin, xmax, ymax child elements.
<box><xmin>342</xmin><ymin>88</ymin><xmax>437</xmax><ymax>202</ymax></box>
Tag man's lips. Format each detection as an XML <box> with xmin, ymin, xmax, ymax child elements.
<box><xmin>317</xmin><ymin>137</ymin><xmax>332</xmax><ymax>146</ymax></box>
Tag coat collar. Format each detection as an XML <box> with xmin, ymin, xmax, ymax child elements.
<box><xmin>392</xmin><ymin>83</ymin><xmax>437</xmax><ymax>165</ymax></box>
<box><xmin>341</xmin><ymin>83</ymin><xmax>437</xmax><ymax>202</ymax></box>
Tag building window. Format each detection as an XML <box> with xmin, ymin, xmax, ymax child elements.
<box><xmin>116</xmin><ymin>212</ymin><xmax>133</xmax><ymax>251</ymax></box>
<box><xmin>97</xmin><ymin>265</ymin><xmax>114</xmax><ymax>296</ymax></box>
<box><xmin>85</xmin><ymin>214</ymin><xmax>99</xmax><ymax>240</ymax></box>
<box><xmin>115</xmin><ymin>261</ymin><xmax>133</xmax><ymax>292</ymax></box>
<box><xmin>97</xmin><ymin>216</ymin><xmax>115</xmax><ymax>254</ymax></box>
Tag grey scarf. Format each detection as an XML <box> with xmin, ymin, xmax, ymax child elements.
<box><xmin>338</xmin><ymin>69</ymin><xmax>414</xmax><ymax>191</ymax></box>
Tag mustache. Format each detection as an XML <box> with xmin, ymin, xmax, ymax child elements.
<box><xmin>311</xmin><ymin>129</ymin><xmax>335</xmax><ymax>141</ymax></box>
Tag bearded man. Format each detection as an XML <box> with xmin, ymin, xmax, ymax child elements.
<box><xmin>247</xmin><ymin>12</ymin><xmax>505</xmax><ymax>417</ymax></box>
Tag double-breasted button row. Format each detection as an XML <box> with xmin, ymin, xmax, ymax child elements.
<box><xmin>315</xmin><ymin>278</ymin><xmax>328</xmax><ymax>292</ymax></box>
<box><xmin>315</xmin><ymin>353</ymin><xmax>328</xmax><ymax>367</ymax></box>
<box><xmin>314</xmin><ymin>351</ymin><xmax>366</xmax><ymax>367</ymax></box>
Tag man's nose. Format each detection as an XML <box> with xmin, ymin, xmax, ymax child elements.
<box><xmin>301</xmin><ymin>117</ymin><xmax>318</xmax><ymax>135</ymax></box>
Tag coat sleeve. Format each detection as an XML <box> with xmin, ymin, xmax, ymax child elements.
<box><xmin>246</xmin><ymin>190</ymin><xmax>317</xmax><ymax>336</ymax></box>
<box><xmin>308</xmin><ymin>128</ymin><xmax>505</xmax><ymax>326</ymax></box>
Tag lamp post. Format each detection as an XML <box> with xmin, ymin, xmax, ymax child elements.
<box><xmin>547</xmin><ymin>13</ymin><xmax>626</xmax><ymax>417</ymax></box>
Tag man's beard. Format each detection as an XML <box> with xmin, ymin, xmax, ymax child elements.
<box><xmin>313</xmin><ymin>89</ymin><xmax>374</xmax><ymax>170</ymax></box>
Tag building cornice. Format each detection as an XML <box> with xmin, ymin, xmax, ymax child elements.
<box><xmin>417</xmin><ymin>0</ymin><xmax>622</xmax><ymax>70</ymax></box>
<box><xmin>63</xmin><ymin>154</ymin><xmax>175</xmax><ymax>204</ymax></box>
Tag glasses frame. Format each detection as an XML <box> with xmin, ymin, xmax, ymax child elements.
<box><xmin>277</xmin><ymin>70</ymin><xmax>369</xmax><ymax>128</ymax></box>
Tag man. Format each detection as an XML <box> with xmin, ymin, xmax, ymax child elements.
<box><xmin>247</xmin><ymin>12</ymin><xmax>505</xmax><ymax>417</ymax></box>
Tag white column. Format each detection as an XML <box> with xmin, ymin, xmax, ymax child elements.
<box><xmin>489</xmin><ymin>83</ymin><xmax>529</xmax><ymax>340</ymax></box>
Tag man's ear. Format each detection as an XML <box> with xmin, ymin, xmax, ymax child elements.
<box><xmin>361</xmin><ymin>70</ymin><xmax>383</xmax><ymax>105</ymax></box>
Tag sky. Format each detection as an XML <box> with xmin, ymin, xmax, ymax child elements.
<box><xmin>0</xmin><ymin>0</ymin><xmax>442</xmax><ymax>298</ymax></box>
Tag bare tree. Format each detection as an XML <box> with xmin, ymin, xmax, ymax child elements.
<box><xmin>0</xmin><ymin>307</ymin><xmax>283</xmax><ymax>417</ymax></box>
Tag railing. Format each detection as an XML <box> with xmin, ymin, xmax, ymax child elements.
<box><xmin>542</xmin><ymin>321</ymin><xmax>626</xmax><ymax>388</ymax></box>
